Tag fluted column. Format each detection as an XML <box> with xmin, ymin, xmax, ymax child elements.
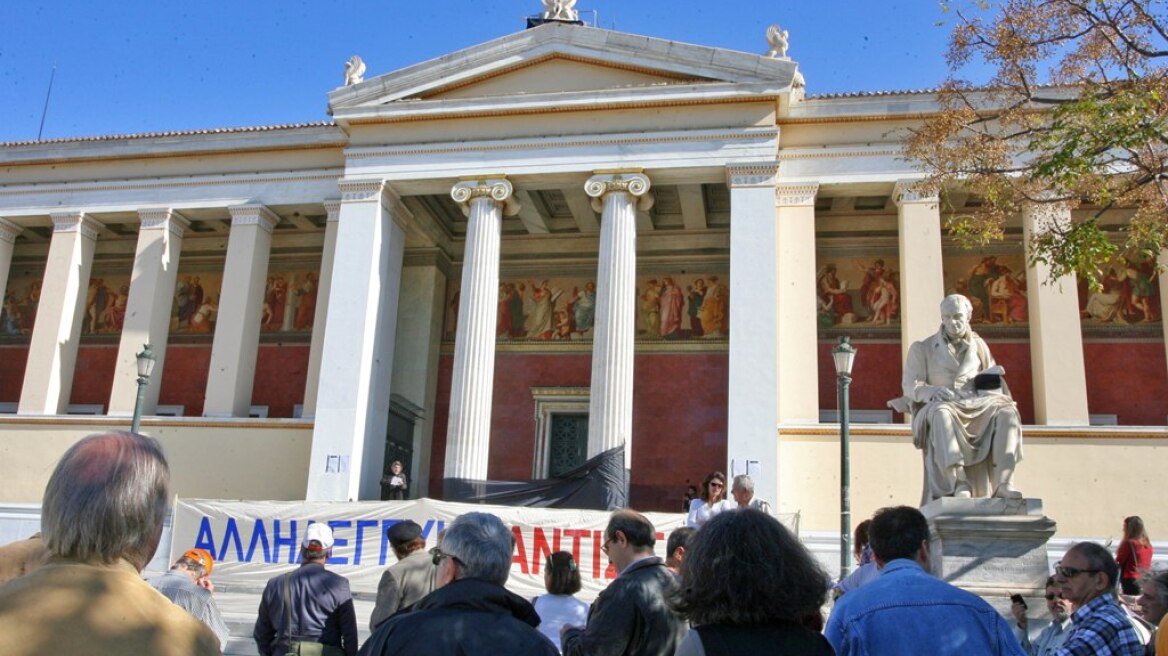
<box><xmin>108</xmin><ymin>209</ymin><xmax>188</xmax><ymax>416</ymax></box>
<box><xmin>203</xmin><ymin>204</ymin><xmax>280</xmax><ymax>417</ymax></box>
<box><xmin>0</xmin><ymin>219</ymin><xmax>21</xmax><ymax>321</ymax></box>
<box><xmin>301</xmin><ymin>199</ymin><xmax>341</xmax><ymax>418</ymax></box>
<box><xmin>894</xmin><ymin>181</ymin><xmax>945</xmax><ymax>363</ymax></box>
<box><xmin>443</xmin><ymin>178</ymin><xmax>519</xmax><ymax>493</ymax></box>
<box><xmin>19</xmin><ymin>212</ymin><xmax>102</xmax><ymax>414</ymax></box>
<box><xmin>585</xmin><ymin>171</ymin><xmax>652</xmax><ymax>476</ymax></box>
<box><xmin>1023</xmin><ymin>201</ymin><xmax>1089</xmax><ymax>424</ymax></box>
<box><xmin>775</xmin><ymin>183</ymin><xmax>821</xmax><ymax>423</ymax></box>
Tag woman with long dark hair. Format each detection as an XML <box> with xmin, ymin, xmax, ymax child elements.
<box><xmin>674</xmin><ymin>509</ymin><xmax>834</xmax><ymax>655</ymax></box>
<box><xmin>1118</xmin><ymin>516</ymin><xmax>1154</xmax><ymax>595</ymax></box>
<box><xmin>532</xmin><ymin>551</ymin><xmax>588</xmax><ymax>653</ymax></box>
<box><xmin>686</xmin><ymin>471</ymin><xmax>732</xmax><ymax>529</ymax></box>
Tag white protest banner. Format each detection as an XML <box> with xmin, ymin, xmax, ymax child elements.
<box><xmin>171</xmin><ymin>497</ymin><xmax>688</xmax><ymax>601</ymax></box>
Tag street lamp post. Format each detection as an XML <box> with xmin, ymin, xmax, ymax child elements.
<box><xmin>832</xmin><ymin>335</ymin><xmax>857</xmax><ymax>581</ymax></box>
<box><xmin>131</xmin><ymin>344</ymin><xmax>157</xmax><ymax>434</ymax></box>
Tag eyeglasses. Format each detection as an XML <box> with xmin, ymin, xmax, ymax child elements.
<box><xmin>1055</xmin><ymin>565</ymin><xmax>1100</xmax><ymax>578</ymax></box>
<box><xmin>708</xmin><ymin>483</ymin><xmax>724</xmax><ymax>489</ymax></box>
<box><xmin>430</xmin><ymin>547</ymin><xmax>464</xmax><ymax>568</ymax></box>
<box><xmin>601</xmin><ymin>536</ymin><xmax>614</xmax><ymax>555</ymax></box>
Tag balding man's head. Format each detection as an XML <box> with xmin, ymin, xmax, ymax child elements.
<box><xmin>41</xmin><ymin>431</ymin><xmax>170</xmax><ymax>571</ymax></box>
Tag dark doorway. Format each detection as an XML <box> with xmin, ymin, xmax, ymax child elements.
<box><xmin>548</xmin><ymin>413</ymin><xmax>588</xmax><ymax>477</ymax></box>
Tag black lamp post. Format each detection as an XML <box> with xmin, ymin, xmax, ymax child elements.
<box><xmin>832</xmin><ymin>335</ymin><xmax>857</xmax><ymax>581</ymax></box>
<box><xmin>131</xmin><ymin>344</ymin><xmax>157</xmax><ymax>434</ymax></box>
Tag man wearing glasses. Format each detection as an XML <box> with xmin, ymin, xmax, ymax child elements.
<box><xmin>358</xmin><ymin>512</ymin><xmax>558</xmax><ymax>656</ymax></box>
<box><xmin>1052</xmin><ymin>542</ymin><xmax>1143</xmax><ymax>655</ymax></box>
<box><xmin>561</xmin><ymin>510</ymin><xmax>687</xmax><ymax>656</ymax></box>
<box><xmin>1011</xmin><ymin>576</ymin><xmax>1073</xmax><ymax>656</ymax></box>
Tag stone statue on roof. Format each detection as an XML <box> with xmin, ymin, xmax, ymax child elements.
<box><xmin>541</xmin><ymin>0</ymin><xmax>578</xmax><ymax>22</ymax></box>
<box><xmin>765</xmin><ymin>24</ymin><xmax>789</xmax><ymax>59</ymax></box>
<box><xmin>344</xmin><ymin>56</ymin><xmax>366</xmax><ymax>87</ymax></box>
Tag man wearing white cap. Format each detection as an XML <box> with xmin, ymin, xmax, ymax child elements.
<box><xmin>254</xmin><ymin>523</ymin><xmax>359</xmax><ymax>656</ymax></box>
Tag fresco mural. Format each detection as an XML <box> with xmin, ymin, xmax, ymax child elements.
<box><xmin>171</xmin><ymin>273</ymin><xmax>222</xmax><ymax>334</ymax></box>
<box><xmin>0</xmin><ymin>275</ymin><xmax>41</xmax><ymax>336</ymax></box>
<box><xmin>78</xmin><ymin>274</ymin><xmax>132</xmax><ymax>335</ymax></box>
<box><xmin>943</xmin><ymin>253</ymin><xmax>1029</xmax><ymax>325</ymax></box>
<box><xmin>169</xmin><ymin>267</ymin><xmax>318</xmax><ymax>336</ymax></box>
<box><xmin>443</xmin><ymin>273</ymin><xmax>730</xmax><ymax>342</ymax></box>
<box><xmin>1078</xmin><ymin>252</ymin><xmax>1162</xmax><ymax>325</ymax></box>
<box><xmin>815</xmin><ymin>258</ymin><xmax>900</xmax><ymax>328</ymax></box>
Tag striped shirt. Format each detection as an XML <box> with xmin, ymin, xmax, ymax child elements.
<box><xmin>150</xmin><ymin>570</ymin><xmax>230</xmax><ymax>650</ymax></box>
<box><xmin>1055</xmin><ymin>595</ymin><xmax>1143</xmax><ymax>656</ymax></box>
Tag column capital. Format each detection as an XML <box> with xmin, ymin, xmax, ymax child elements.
<box><xmin>227</xmin><ymin>204</ymin><xmax>281</xmax><ymax>233</ymax></box>
<box><xmin>725</xmin><ymin>163</ymin><xmax>780</xmax><ymax>188</ymax></box>
<box><xmin>893</xmin><ymin>180</ymin><xmax>939</xmax><ymax>206</ymax></box>
<box><xmin>137</xmin><ymin>208</ymin><xmax>190</xmax><ymax>238</ymax></box>
<box><xmin>50</xmin><ymin>212</ymin><xmax>103</xmax><ymax>240</ymax></box>
<box><xmin>323</xmin><ymin>199</ymin><xmax>342</xmax><ymax>222</ymax></box>
<box><xmin>451</xmin><ymin>177</ymin><xmax>520</xmax><ymax>217</ymax></box>
<box><xmin>775</xmin><ymin>183</ymin><xmax>819</xmax><ymax>207</ymax></box>
<box><xmin>337</xmin><ymin>179</ymin><xmax>385</xmax><ymax>203</ymax></box>
<box><xmin>0</xmin><ymin>217</ymin><xmax>22</xmax><ymax>244</ymax></box>
<box><xmin>585</xmin><ymin>171</ymin><xmax>653</xmax><ymax>213</ymax></box>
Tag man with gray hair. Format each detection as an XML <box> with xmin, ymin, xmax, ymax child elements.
<box><xmin>0</xmin><ymin>431</ymin><xmax>220</xmax><ymax>655</ymax></box>
<box><xmin>359</xmin><ymin>512</ymin><xmax>558</xmax><ymax>655</ymax></box>
<box><xmin>1053</xmin><ymin>541</ymin><xmax>1142</xmax><ymax>655</ymax></box>
<box><xmin>730</xmin><ymin>474</ymin><xmax>774</xmax><ymax>515</ymax></box>
<box><xmin>893</xmin><ymin>293</ymin><xmax>1025</xmax><ymax>502</ymax></box>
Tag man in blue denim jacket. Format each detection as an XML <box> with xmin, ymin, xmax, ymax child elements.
<box><xmin>825</xmin><ymin>505</ymin><xmax>1026</xmax><ymax>656</ymax></box>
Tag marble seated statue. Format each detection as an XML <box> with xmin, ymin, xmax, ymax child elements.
<box><xmin>889</xmin><ymin>294</ymin><xmax>1024</xmax><ymax>504</ymax></box>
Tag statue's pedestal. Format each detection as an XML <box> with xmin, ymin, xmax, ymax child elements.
<box><xmin>921</xmin><ymin>498</ymin><xmax>1057</xmax><ymax>614</ymax></box>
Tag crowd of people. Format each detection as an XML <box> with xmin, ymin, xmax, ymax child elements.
<box><xmin>0</xmin><ymin>430</ymin><xmax>1164</xmax><ymax>656</ymax></box>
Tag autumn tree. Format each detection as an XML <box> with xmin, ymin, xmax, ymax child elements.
<box><xmin>905</xmin><ymin>0</ymin><xmax>1168</xmax><ymax>287</ymax></box>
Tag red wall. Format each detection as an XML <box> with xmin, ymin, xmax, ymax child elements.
<box><xmin>68</xmin><ymin>344</ymin><xmax>118</xmax><ymax>407</ymax></box>
<box><xmin>155</xmin><ymin>343</ymin><xmax>309</xmax><ymax>418</ymax></box>
<box><xmin>817</xmin><ymin>340</ymin><xmax>904</xmax><ymax>421</ymax></box>
<box><xmin>1084</xmin><ymin>341</ymin><xmax>1168</xmax><ymax>425</ymax></box>
<box><xmin>0</xmin><ymin>345</ymin><xmax>29</xmax><ymax>403</ymax></box>
<box><xmin>430</xmin><ymin>352</ymin><xmax>729</xmax><ymax>511</ymax></box>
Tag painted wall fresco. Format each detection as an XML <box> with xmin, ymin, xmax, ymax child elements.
<box><xmin>81</xmin><ymin>274</ymin><xmax>133</xmax><ymax>335</ymax></box>
<box><xmin>943</xmin><ymin>253</ymin><xmax>1030</xmax><ymax>325</ymax></box>
<box><xmin>1</xmin><ymin>275</ymin><xmax>41</xmax><ymax>336</ymax></box>
<box><xmin>1077</xmin><ymin>252</ymin><xmax>1161</xmax><ymax>325</ymax></box>
<box><xmin>170</xmin><ymin>268</ymin><xmax>318</xmax><ymax>335</ymax></box>
<box><xmin>443</xmin><ymin>273</ymin><xmax>729</xmax><ymax>342</ymax></box>
<box><xmin>815</xmin><ymin>258</ymin><xmax>900</xmax><ymax>328</ymax></box>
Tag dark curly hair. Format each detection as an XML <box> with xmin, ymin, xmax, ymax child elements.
<box><xmin>674</xmin><ymin>508</ymin><xmax>828</xmax><ymax>626</ymax></box>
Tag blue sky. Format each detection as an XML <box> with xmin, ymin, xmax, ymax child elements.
<box><xmin>0</xmin><ymin>1</ymin><xmax>975</xmax><ymax>143</ymax></box>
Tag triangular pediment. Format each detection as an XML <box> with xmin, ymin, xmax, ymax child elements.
<box><xmin>328</xmin><ymin>22</ymin><xmax>797</xmax><ymax>114</ymax></box>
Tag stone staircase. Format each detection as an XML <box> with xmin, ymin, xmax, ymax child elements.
<box><xmin>215</xmin><ymin>589</ymin><xmax>378</xmax><ymax>656</ymax></box>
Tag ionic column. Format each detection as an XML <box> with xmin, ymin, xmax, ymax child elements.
<box><xmin>0</xmin><ymin>218</ymin><xmax>21</xmax><ymax>317</ymax></box>
<box><xmin>18</xmin><ymin>212</ymin><xmax>102</xmax><ymax>414</ymax></box>
<box><xmin>203</xmin><ymin>204</ymin><xmax>279</xmax><ymax>417</ymax></box>
<box><xmin>585</xmin><ymin>171</ymin><xmax>652</xmax><ymax>475</ymax></box>
<box><xmin>107</xmin><ymin>209</ymin><xmax>188</xmax><ymax>416</ymax></box>
<box><xmin>300</xmin><ymin>199</ymin><xmax>341</xmax><ymax>418</ymax></box>
<box><xmin>1023</xmin><ymin>202</ymin><xmax>1089</xmax><ymax>424</ymax></box>
<box><xmin>726</xmin><ymin>164</ymin><xmax>780</xmax><ymax>507</ymax></box>
<box><xmin>894</xmin><ymin>181</ymin><xmax>945</xmax><ymax>361</ymax></box>
<box><xmin>443</xmin><ymin>178</ymin><xmax>519</xmax><ymax>492</ymax></box>
<box><xmin>307</xmin><ymin>181</ymin><xmax>410</xmax><ymax>501</ymax></box>
<box><xmin>776</xmin><ymin>183</ymin><xmax>821</xmax><ymax>423</ymax></box>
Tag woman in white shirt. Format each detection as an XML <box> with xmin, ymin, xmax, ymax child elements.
<box><xmin>687</xmin><ymin>471</ymin><xmax>733</xmax><ymax>529</ymax></box>
<box><xmin>532</xmin><ymin>551</ymin><xmax>589</xmax><ymax>652</ymax></box>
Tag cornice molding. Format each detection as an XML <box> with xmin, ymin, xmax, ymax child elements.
<box><xmin>137</xmin><ymin>208</ymin><xmax>191</xmax><ymax>238</ymax></box>
<box><xmin>337</xmin><ymin>179</ymin><xmax>385</xmax><ymax>203</ymax></box>
<box><xmin>49</xmin><ymin>211</ymin><xmax>102</xmax><ymax>240</ymax></box>
<box><xmin>893</xmin><ymin>180</ymin><xmax>938</xmax><ymax>206</ymax></box>
<box><xmin>227</xmin><ymin>204</ymin><xmax>281</xmax><ymax>233</ymax></box>
<box><xmin>0</xmin><ymin>217</ymin><xmax>22</xmax><ymax>244</ymax></box>
<box><xmin>323</xmin><ymin>199</ymin><xmax>342</xmax><ymax>222</ymax></box>
<box><xmin>0</xmin><ymin>171</ymin><xmax>340</xmax><ymax>199</ymax></box>
<box><xmin>725</xmin><ymin>163</ymin><xmax>780</xmax><ymax>188</ymax></box>
<box><xmin>451</xmin><ymin>178</ymin><xmax>520</xmax><ymax>217</ymax></box>
<box><xmin>775</xmin><ymin>183</ymin><xmax>819</xmax><ymax>207</ymax></box>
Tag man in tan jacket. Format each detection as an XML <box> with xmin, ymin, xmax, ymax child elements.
<box><xmin>0</xmin><ymin>533</ymin><xmax>48</xmax><ymax>585</ymax></box>
<box><xmin>0</xmin><ymin>431</ymin><xmax>221</xmax><ymax>655</ymax></box>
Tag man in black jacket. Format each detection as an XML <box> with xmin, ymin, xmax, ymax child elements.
<box><xmin>561</xmin><ymin>510</ymin><xmax>687</xmax><ymax>656</ymax></box>
<box><xmin>358</xmin><ymin>512</ymin><xmax>558</xmax><ymax>656</ymax></box>
<box><xmin>254</xmin><ymin>523</ymin><xmax>359</xmax><ymax>656</ymax></box>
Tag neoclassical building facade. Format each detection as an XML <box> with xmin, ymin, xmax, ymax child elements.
<box><xmin>1</xmin><ymin>16</ymin><xmax>1166</xmax><ymax>537</ymax></box>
